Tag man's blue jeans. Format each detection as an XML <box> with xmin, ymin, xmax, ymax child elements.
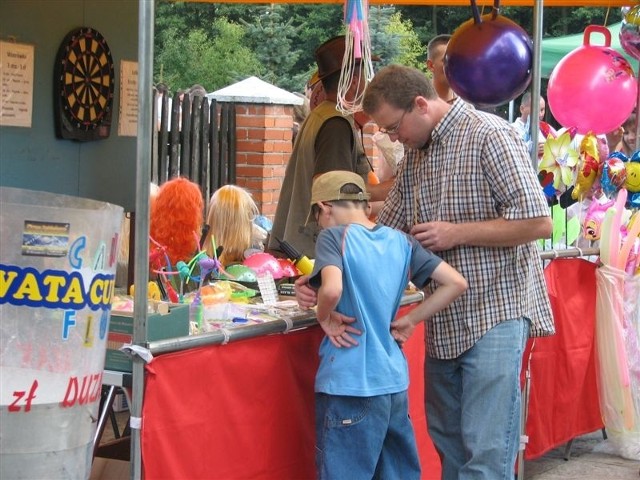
<box><xmin>315</xmin><ymin>391</ymin><xmax>421</xmax><ymax>480</ymax></box>
<box><xmin>425</xmin><ymin>318</ymin><xmax>530</xmax><ymax>480</ymax></box>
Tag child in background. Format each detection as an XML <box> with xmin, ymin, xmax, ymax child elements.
<box><xmin>305</xmin><ymin>170</ymin><xmax>467</xmax><ymax>480</ymax></box>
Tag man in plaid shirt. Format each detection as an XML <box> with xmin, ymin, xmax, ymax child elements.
<box><xmin>361</xmin><ymin>65</ymin><xmax>554</xmax><ymax>479</ymax></box>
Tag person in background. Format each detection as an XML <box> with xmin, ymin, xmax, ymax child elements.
<box><xmin>426</xmin><ymin>34</ymin><xmax>456</xmax><ymax>104</ymax></box>
<box><xmin>512</xmin><ymin>91</ymin><xmax>555</xmax><ymax>159</ymax></box>
<box><xmin>295</xmin><ymin>64</ymin><xmax>554</xmax><ymax>479</ymax></box>
<box><xmin>291</xmin><ymin>92</ymin><xmax>310</xmax><ymax>145</ymax></box>
<box><xmin>268</xmin><ymin>35</ymin><xmax>389</xmax><ymax>258</ymax></box>
<box><xmin>426</xmin><ymin>34</ymin><xmax>500</xmax><ymax>115</ymax></box>
<box><xmin>609</xmin><ymin>111</ymin><xmax>637</xmax><ymax>157</ymax></box>
<box><xmin>307</xmin><ymin>170</ymin><xmax>467</xmax><ymax>480</ymax></box>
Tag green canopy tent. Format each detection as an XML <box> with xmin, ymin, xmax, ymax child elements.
<box><xmin>541</xmin><ymin>22</ymin><xmax>639</xmax><ymax>78</ymax></box>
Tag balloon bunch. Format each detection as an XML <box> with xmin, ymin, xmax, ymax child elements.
<box><xmin>536</xmin><ymin>128</ymin><xmax>639</xmax><ymax>272</ymax></box>
<box><xmin>597</xmin><ymin>151</ymin><xmax>640</xmax><ymax>208</ymax></box>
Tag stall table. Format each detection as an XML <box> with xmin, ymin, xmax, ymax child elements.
<box><xmin>131</xmin><ymin>259</ymin><xmax>603</xmax><ymax>478</ymax></box>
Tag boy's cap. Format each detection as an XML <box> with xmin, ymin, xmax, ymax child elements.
<box><xmin>311</xmin><ymin>170</ymin><xmax>370</xmax><ymax>205</ymax></box>
<box><xmin>306</xmin><ymin>171</ymin><xmax>370</xmax><ymax>224</ymax></box>
<box><xmin>305</xmin><ymin>170</ymin><xmax>371</xmax><ymax>225</ymax></box>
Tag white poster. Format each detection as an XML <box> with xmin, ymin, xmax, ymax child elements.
<box><xmin>0</xmin><ymin>41</ymin><xmax>35</xmax><ymax>128</ymax></box>
<box><xmin>118</xmin><ymin>60</ymin><xmax>138</xmax><ymax>137</ymax></box>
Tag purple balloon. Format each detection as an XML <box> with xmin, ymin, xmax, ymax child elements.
<box><xmin>445</xmin><ymin>14</ymin><xmax>533</xmax><ymax>107</ymax></box>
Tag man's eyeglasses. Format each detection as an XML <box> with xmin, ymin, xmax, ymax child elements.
<box><xmin>379</xmin><ymin>109</ymin><xmax>408</xmax><ymax>136</ymax></box>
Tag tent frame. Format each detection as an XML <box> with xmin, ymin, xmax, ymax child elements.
<box><xmin>131</xmin><ymin>1</ymin><xmax>621</xmax><ymax>478</ymax></box>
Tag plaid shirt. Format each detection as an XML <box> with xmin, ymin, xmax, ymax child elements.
<box><xmin>378</xmin><ymin>99</ymin><xmax>554</xmax><ymax>359</ymax></box>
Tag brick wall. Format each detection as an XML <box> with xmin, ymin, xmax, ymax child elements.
<box><xmin>234</xmin><ymin>104</ymin><xmax>292</xmax><ymax>219</ymax></box>
<box><xmin>234</xmin><ymin>102</ymin><xmax>381</xmax><ymax>221</ymax></box>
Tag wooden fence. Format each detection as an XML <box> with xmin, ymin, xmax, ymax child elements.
<box><xmin>152</xmin><ymin>86</ymin><xmax>236</xmax><ymax>202</ymax></box>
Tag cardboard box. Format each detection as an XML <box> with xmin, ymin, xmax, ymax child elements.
<box><xmin>105</xmin><ymin>304</ymin><xmax>189</xmax><ymax>372</ymax></box>
<box><xmin>89</xmin><ymin>458</ymin><xmax>130</xmax><ymax>480</ymax></box>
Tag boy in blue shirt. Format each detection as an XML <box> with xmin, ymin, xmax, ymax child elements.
<box><xmin>305</xmin><ymin>170</ymin><xmax>467</xmax><ymax>479</ymax></box>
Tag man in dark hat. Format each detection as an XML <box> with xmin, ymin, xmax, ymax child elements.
<box><xmin>269</xmin><ymin>36</ymin><xmax>388</xmax><ymax>258</ymax></box>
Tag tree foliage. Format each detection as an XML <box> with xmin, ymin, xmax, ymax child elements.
<box><xmin>155</xmin><ymin>18</ymin><xmax>262</xmax><ymax>92</ymax></box>
<box><xmin>154</xmin><ymin>1</ymin><xmax>626</xmax><ymax>95</ymax></box>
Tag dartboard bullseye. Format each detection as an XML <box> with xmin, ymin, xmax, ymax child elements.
<box><xmin>54</xmin><ymin>27</ymin><xmax>114</xmax><ymax>141</ymax></box>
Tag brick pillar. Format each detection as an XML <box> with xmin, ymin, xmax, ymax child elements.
<box><xmin>234</xmin><ymin>104</ymin><xmax>385</xmax><ymax>221</ymax></box>
<box><xmin>234</xmin><ymin>104</ymin><xmax>293</xmax><ymax>221</ymax></box>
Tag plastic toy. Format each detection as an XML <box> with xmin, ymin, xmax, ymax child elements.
<box><xmin>445</xmin><ymin>0</ymin><xmax>532</xmax><ymax>107</ymax></box>
<box><xmin>548</xmin><ymin>25</ymin><xmax>637</xmax><ymax>135</ymax></box>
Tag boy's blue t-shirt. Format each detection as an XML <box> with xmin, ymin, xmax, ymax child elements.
<box><xmin>309</xmin><ymin>223</ymin><xmax>442</xmax><ymax>396</ymax></box>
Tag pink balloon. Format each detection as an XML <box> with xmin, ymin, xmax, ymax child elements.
<box><xmin>548</xmin><ymin>26</ymin><xmax>637</xmax><ymax>135</ymax></box>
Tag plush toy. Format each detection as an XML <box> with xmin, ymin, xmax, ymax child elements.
<box><xmin>150</xmin><ymin>177</ymin><xmax>204</xmax><ymax>266</ymax></box>
<box><xmin>205</xmin><ymin>185</ymin><xmax>259</xmax><ymax>266</ymax></box>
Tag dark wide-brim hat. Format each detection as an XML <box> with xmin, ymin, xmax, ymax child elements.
<box><xmin>315</xmin><ymin>35</ymin><xmax>348</xmax><ymax>82</ymax></box>
<box><xmin>311</xmin><ymin>36</ymin><xmax>380</xmax><ymax>87</ymax></box>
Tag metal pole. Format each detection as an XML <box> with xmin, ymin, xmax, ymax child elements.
<box><xmin>528</xmin><ymin>0</ymin><xmax>544</xmax><ymax>170</ymax></box>
<box><xmin>635</xmin><ymin>63</ymin><xmax>640</xmax><ymax>152</ymax></box>
<box><xmin>132</xmin><ymin>0</ymin><xmax>154</xmax><ymax>478</ymax></box>
<box><xmin>518</xmin><ymin>4</ymin><xmax>545</xmax><ymax>477</ymax></box>
<box><xmin>147</xmin><ymin>292</ymin><xmax>426</xmax><ymax>355</ymax></box>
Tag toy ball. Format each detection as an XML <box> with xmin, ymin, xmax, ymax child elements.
<box><xmin>548</xmin><ymin>25</ymin><xmax>637</xmax><ymax>135</ymax></box>
<box><xmin>242</xmin><ymin>252</ymin><xmax>285</xmax><ymax>279</ymax></box>
<box><xmin>445</xmin><ymin>10</ymin><xmax>532</xmax><ymax>107</ymax></box>
<box><xmin>223</xmin><ymin>264</ymin><xmax>258</xmax><ymax>283</ymax></box>
<box><xmin>277</xmin><ymin>258</ymin><xmax>301</xmax><ymax>278</ymax></box>
<box><xmin>620</xmin><ymin>5</ymin><xmax>640</xmax><ymax>61</ymax></box>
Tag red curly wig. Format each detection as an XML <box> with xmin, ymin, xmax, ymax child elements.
<box><xmin>150</xmin><ymin>177</ymin><xmax>204</xmax><ymax>266</ymax></box>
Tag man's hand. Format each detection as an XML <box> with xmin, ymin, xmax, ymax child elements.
<box><xmin>295</xmin><ymin>275</ymin><xmax>318</xmax><ymax>309</ymax></box>
<box><xmin>410</xmin><ymin>221</ymin><xmax>459</xmax><ymax>251</ymax></box>
<box><xmin>318</xmin><ymin>312</ymin><xmax>362</xmax><ymax>348</ymax></box>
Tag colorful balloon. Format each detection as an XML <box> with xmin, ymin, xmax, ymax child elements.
<box><xmin>624</xmin><ymin>152</ymin><xmax>640</xmax><ymax>194</ymax></box>
<box><xmin>445</xmin><ymin>12</ymin><xmax>532</xmax><ymax>107</ymax></box>
<box><xmin>548</xmin><ymin>26</ymin><xmax>637</xmax><ymax>135</ymax></box>
<box><xmin>600</xmin><ymin>153</ymin><xmax>628</xmax><ymax>198</ymax></box>
<box><xmin>572</xmin><ymin>133</ymin><xmax>602</xmax><ymax>200</ymax></box>
<box><xmin>620</xmin><ymin>5</ymin><xmax>640</xmax><ymax>61</ymax></box>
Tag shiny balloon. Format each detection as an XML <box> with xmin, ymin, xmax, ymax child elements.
<box><xmin>548</xmin><ymin>25</ymin><xmax>637</xmax><ymax>135</ymax></box>
<box><xmin>620</xmin><ymin>5</ymin><xmax>640</xmax><ymax>61</ymax></box>
<box><xmin>445</xmin><ymin>13</ymin><xmax>532</xmax><ymax>107</ymax></box>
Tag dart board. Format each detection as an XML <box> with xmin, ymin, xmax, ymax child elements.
<box><xmin>54</xmin><ymin>27</ymin><xmax>114</xmax><ymax>141</ymax></box>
